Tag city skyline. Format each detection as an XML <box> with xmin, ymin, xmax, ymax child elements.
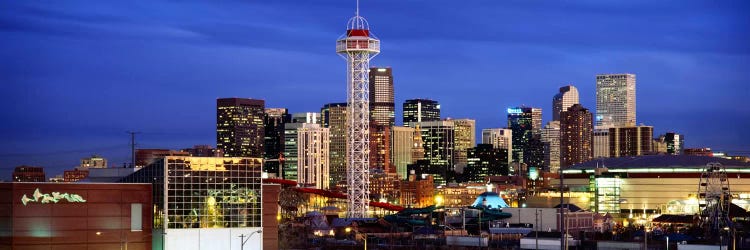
<box><xmin>2</xmin><ymin>1</ymin><xmax>749</xmax><ymax>178</ymax></box>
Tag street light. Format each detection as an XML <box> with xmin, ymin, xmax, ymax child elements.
<box><xmin>239</xmin><ymin>230</ymin><xmax>263</xmax><ymax>250</ymax></box>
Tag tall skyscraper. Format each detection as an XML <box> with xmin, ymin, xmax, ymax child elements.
<box><xmin>403</xmin><ymin>99</ymin><xmax>440</xmax><ymax>127</ymax></box>
<box><xmin>553</xmin><ymin>85</ymin><xmax>580</xmax><ymax>121</ymax></box>
<box><xmin>284</xmin><ymin>122</ymin><xmax>330</xmax><ymax>185</ymax></box>
<box><xmin>449</xmin><ymin>118</ymin><xmax>476</xmax><ymax>170</ymax></box>
<box><xmin>369</xmin><ymin>67</ymin><xmax>395</xmax><ymax>127</ymax></box>
<box><xmin>336</xmin><ymin>4</ymin><xmax>380</xmax><ymax>218</ymax></box>
<box><xmin>321</xmin><ymin>103</ymin><xmax>348</xmax><ymax>186</ymax></box>
<box><xmin>541</xmin><ymin>121</ymin><xmax>561</xmax><ymax>173</ymax></box>
<box><xmin>264</xmin><ymin>108</ymin><xmax>291</xmax><ymax>177</ymax></box>
<box><xmin>296</xmin><ymin>124</ymin><xmax>330</xmax><ymax>190</ymax></box>
<box><xmin>507</xmin><ymin>106</ymin><xmax>542</xmax><ymax>165</ymax></box>
<box><xmin>481</xmin><ymin>128</ymin><xmax>513</xmax><ymax>166</ymax></box>
<box><xmin>216</xmin><ymin>98</ymin><xmax>265</xmax><ymax>157</ymax></box>
<box><xmin>419</xmin><ymin>120</ymin><xmax>455</xmax><ymax>185</ymax></box>
<box><xmin>391</xmin><ymin>126</ymin><xmax>416</xmax><ymax>179</ymax></box>
<box><xmin>560</xmin><ymin>104</ymin><xmax>594</xmax><ymax>168</ymax></box>
<box><xmin>609</xmin><ymin>126</ymin><xmax>653</xmax><ymax>157</ymax></box>
<box><xmin>596</xmin><ymin>74</ymin><xmax>636</xmax><ymax>128</ymax></box>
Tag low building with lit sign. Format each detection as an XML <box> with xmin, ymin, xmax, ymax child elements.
<box><xmin>0</xmin><ymin>182</ymin><xmax>153</xmax><ymax>249</ymax></box>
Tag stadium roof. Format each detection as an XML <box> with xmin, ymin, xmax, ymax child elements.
<box><xmin>566</xmin><ymin>155</ymin><xmax>750</xmax><ymax>172</ymax></box>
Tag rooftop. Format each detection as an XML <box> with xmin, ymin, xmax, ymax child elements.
<box><xmin>567</xmin><ymin>155</ymin><xmax>750</xmax><ymax>171</ymax></box>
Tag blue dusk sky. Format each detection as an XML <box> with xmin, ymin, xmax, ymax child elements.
<box><xmin>1</xmin><ymin>1</ymin><xmax>748</xmax><ymax>179</ymax></box>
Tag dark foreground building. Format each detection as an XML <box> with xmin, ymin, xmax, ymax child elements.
<box><xmin>0</xmin><ymin>182</ymin><xmax>153</xmax><ymax>250</ymax></box>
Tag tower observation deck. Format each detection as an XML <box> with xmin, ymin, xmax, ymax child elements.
<box><xmin>336</xmin><ymin>3</ymin><xmax>380</xmax><ymax>218</ymax></box>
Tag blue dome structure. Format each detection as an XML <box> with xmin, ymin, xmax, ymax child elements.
<box><xmin>471</xmin><ymin>192</ymin><xmax>509</xmax><ymax>209</ymax></box>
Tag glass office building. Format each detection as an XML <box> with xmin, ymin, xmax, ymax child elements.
<box><xmin>121</xmin><ymin>156</ymin><xmax>263</xmax><ymax>229</ymax></box>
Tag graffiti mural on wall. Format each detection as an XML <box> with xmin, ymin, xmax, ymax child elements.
<box><xmin>21</xmin><ymin>188</ymin><xmax>86</xmax><ymax>206</ymax></box>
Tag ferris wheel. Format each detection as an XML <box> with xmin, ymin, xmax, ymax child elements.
<box><xmin>697</xmin><ymin>162</ymin><xmax>732</xmax><ymax>238</ymax></box>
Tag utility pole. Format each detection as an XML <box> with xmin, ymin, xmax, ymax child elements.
<box><xmin>560</xmin><ymin>167</ymin><xmax>565</xmax><ymax>250</ymax></box>
<box><xmin>127</xmin><ymin>131</ymin><xmax>139</xmax><ymax>168</ymax></box>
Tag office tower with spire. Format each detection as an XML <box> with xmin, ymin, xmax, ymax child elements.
<box><xmin>553</xmin><ymin>85</ymin><xmax>579</xmax><ymax>121</ymax></box>
<box><xmin>217</xmin><ymin>98</ymin><xmax>265</xmax><ymax>158</ymax></box>
<box><xmin>411</xmin><ymin>125</ymin><xmax>426</xmax><ymax>163</ymax></box>
<box><xmin>336</xmin><ymin>1</ymin><xmax>380</xmax><ymax>218</ymax></box>
<box><xmin>403</xmin><ymin>99</ymin><xmax>440</xmax><ymax>127</ymax></box>
<box><xmin>596</xmin><ymin>74</ymin><xmax>636</xmax><ymax>128</ymax></box>
<box><xmin>321</xmin><ymin>103</ymin><xmax>348</xmax><ymax>186</ymax></box>
<box><xmin>560</xmin><ymin>104</ymin><xmax>593</xmax><ymax>168</ymax></box>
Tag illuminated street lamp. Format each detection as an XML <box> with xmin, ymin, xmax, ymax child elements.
<box><xmin>239</xmin><ymin>230</ymin><xmax>263</xmax><ymax>250</ymax></box>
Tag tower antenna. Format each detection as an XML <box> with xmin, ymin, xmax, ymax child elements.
<box><xmin>356</xmin><ymin>0</ymin><xmax>359</xmax><ymax>17</ymax></box>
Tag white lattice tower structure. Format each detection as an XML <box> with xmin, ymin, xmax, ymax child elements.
<box><xmin>336</xmin><ymin>2</ymin><xmax>380</xmax><ymax>218</ymax></box>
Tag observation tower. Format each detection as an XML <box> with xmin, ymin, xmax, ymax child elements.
<box><xmin>336</xmin><ymin>1</ymin><xmax>380</xmax><ymax>218</ymax></box>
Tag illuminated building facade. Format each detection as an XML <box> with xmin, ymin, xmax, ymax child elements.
<box><xmin>596</xmin><ymin>74</ymin><xmax>636</xmax><ymax>128</ymax></box>
<box><xmin>559</xmin><ymin>155</ymin><xmax>750</xmax><ymax>218</ymax></box>
<box><xmin>291</xmin><ymin>112</ymin><xmax>320</xmax><ymax>124</ymax></box>
<box><xmin>609</xmin><ymin>126</ymin><xmax>653</xmax><ymax>157</ymax></box>
<box><xmin>369</xmin><ymin>67</ymin><xmax>395</xmax><ymax>127</ymax></box>
<box><xmin>560</xmin><ymin>104</ymin><xmax>593</xmax><ymax>168</ymax></box>
<box><xmin>399</xmin><ymin>175</ymin><xmax>434</xmax><ymax>208</ymax></box>
<box><xmin>403</xmin><ymin>99</ymin><xmax>440</xmax><ymax>128</ymax></box>
<box><xmin>482</xmin><ymin>128</ymin><xmax>513</xmax><ymax>166</ymax></box>
<box><xmin>321</xmin><ymin>103</ymin><xmax>348</xmax><ymax>186</ymax></box>
<box><xmin>369</xmin><ymin>172</ymin><xmax>400</xmax><ymax>203</ymax></box>
<box><xmin>263</xmin><ymin>108</ymin><xmax>291</xmax><ymax>176</ymax></box>
<box><xmin>552</xmin><ymin>85</ymin><xmax>580</xmax><ymax>121</ymax></box>
<box><xmin>63</xmin><ymin>169</ymin><xmax>88</xmax><ymax>182</ymax></box>
<box><xmin>135</xmin><ymin>149</ymin><xmax>190</xmax><ymax>167</ymax></box>
<box><xmin>79</xmin><ymin>155</ymin><xmax>107</xmax><ymax>169</ymax></box>
<box><xmin>464</xmin><ymin>144</ymin><xmax>509</xmax><ymax>182</ymax></box>
<box><xmin>12</xmin><ymin>166</ymin><xmax>45</xmax><ymax>182</ymax></box>
<box><xmin>296</xmin><ymin>124</ymin><xmax>330</xmax><ymax>190</ymax></box>
<box><xmin>216</xmin><ymin>98</ymin><xmax>265</xmax><ymax>158</ymax></box>
<box><xmin>419</xmin><ymin>120</ymin><xmax>455</xmax><ymax>185</ymax></box>
<box><xmin>121</xmin><ymin>156</ymin><xmax>263</xmax><ymax>250</ymax></box>
<box><xmin>391</xmin><ymin>126</ymin><xmax>415</xmax><ymax>179</ymax></box>
<box><xmin>593</xmin><ymin>127</ymin><xmax>610</xmax><ymax>158</ymax></box>
<box><xmin>370</xmin><ymin>124</ymin><xmax>392</xmax><ymax>173</ymax></box>
<box><xmin>437</xmin><ymin>183</ymin><xmax>488</xmax><ymax>208</ymax></box>
<box><xmin>450</xmin><ymin>118</ymin><xmax>476</xmax><ymax>169</ymax></box>
<box><xmin>507</xmin><ymin>106</ymin><xmax>542</xmax><ymax>167</ymax></box>
<box><xmin>664</xmin><ymin>132</ymin><xmax>684</xmax><ymax>155</ymax></box>
<box><xmin>541</xmin><ymin>121</ymin><xmax>561</xmax><ymax>173</ymax></box>
<box><xmin>283</xmin><ymin>123</ymin><xmax>329</xmax><ymax>183</ymax></box>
